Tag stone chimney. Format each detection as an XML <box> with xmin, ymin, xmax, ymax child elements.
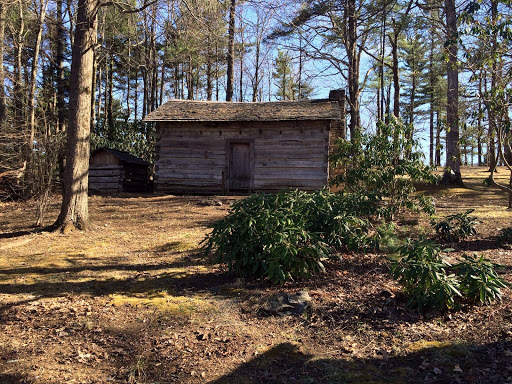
<box><xmin>328</xmin><ymin>89</ymin><xmax>346</xmax><ymax>156</ymax></box>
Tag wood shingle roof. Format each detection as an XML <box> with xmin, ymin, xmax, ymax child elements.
<box><xmin>142</xmin><ymin>99</ymin><xmax>341</xmax><ymax>122</ymax></box>
<box><xmin>92</xmin><ymin>148</ymin><xmax>150</xmax><ymax>166</ymax></box>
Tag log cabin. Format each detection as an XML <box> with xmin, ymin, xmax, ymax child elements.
<box><xmin>143</xmin><ymin>90</ymin><xmax>345</xmax><ymax>194</ymax></box>
<box><xmin>89</xmin><ymin>148</ymin><xmax>151</xmax><ymax>194</ymax></box>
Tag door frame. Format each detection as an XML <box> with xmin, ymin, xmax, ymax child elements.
<box><xmin>225</xmin><ymin>139</ymin><xmax>254</xmax><ymax>193</ymax></box>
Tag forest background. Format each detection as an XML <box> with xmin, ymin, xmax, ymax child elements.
<box><xmin>0</xmin><ymin>0</ymin><xmax>511</xmax><ymax>215</ymax></box>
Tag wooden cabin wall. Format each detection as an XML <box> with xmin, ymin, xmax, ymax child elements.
<box><xmin>155</xmin><ymin>120</ymin><xmax>330</xmax><ymax>193</ymax></box>
<box><xmin>89</xmin><ymin>165</ymin><xmax>124</xmax><ymax>193</ymax></box>
<box><xmin>90</xmin><ymin>151</ymin><xmax>120</xmax><ymax>166</ymax></box>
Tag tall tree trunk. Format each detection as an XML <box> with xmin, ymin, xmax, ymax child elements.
<box><xmin>126</xmin><ymin>39</ymin><xmax>131</xmax><ymax>120</ymax></box>
<box><xmin>385</xmin><ymin>82</ymin><xmax>391</xmax><ymax>124</ymax></box>
<box><xmin>67</xmin><ymin>0</ymin><xmax>74</xmax><ymax>46</ymax></box>
<box><xmin>477</xmin><ymin>72</ymin><xmax>483</xmax><ymax>166</ymax></box>
<box><xmin>173</xmin><ymin>64</ymin><xmax>178</xmax><ymax>98</ymax></box>
<box><xmin>103</xmin><ymin>53</ymin><xmax>108</xmax><ymax>129</ymax></box>
<box><xmin>442</xmin><ymin>0</ymin><xmax>462</xmax><ymax>184</ymax></box>
<box><xmin>107</xmin><ymin>58</ymin><xmax>114</xmax><ymax>136</ymax></box>
<box><xmin>142</xmin><ymin>66</ymin><xmax>147</xmax><ymax>118</ymax></box>
<box><xmin>56</xmin><ymin>0</ymin><xmax>66</xmax><ymax>132</ymax></box>
<box><xmin>28</xmin><ymin>0</ymin><xmax>49</xmax><ymax>146</ymax></box>
<box><xmin>428</xmin><ymin>27</ymin><xmax>435</xmax><ymax>166</ymax></box>
<box><xmin>377</xmin><ymin>90</ymin><xmax>380</xmax><ymax>126</ymax></box>
<box><xmin>134</xmin><ymin>68</ymin><xmax>138</xmax><ymax>123</ymax></box>
<box><xmin>215</xmin><ymin>41</ymin><xmax>219</xmax><ymax>101</ymax></box>
<box><xmin>487</xmin><ymin>0</ymin><xmax>498</xmax><ymax>172</ymax></box>
<box><xmin>391</xmin><ymin>33</ymin><xmax>399</xmax><ymax>118</ymax></box>
<box><xmin>90</xmin><ymin>34</ymin><xmax>97</xmax><ymax>131</ymax></box>
<box><xmin>435</xmin><ymin>110</ymin><xmax>441</xmax><ymax>166</ymax></box>
<box><xmin>96</xmin><ymin>66</ymin><xmax>102</xmax><ymax>126</ymax></box>
<box><xmin>15</xmin><ymin>0</ymin><xmax>25</xmax><ymax>129</ymax></box>
<box><xmin>187</xmin><ymin>56</ymin><xmax>193</xmax><ymax>100</ymax></box>
<box><xmin>151</xmin><ymin>45</ymin><xmax>158</xmax><ymax>109</ymax></box>
<box><xmin>55</xmin><ymin>0</ymin><xmax>97</xmax><ymax>231</ymax></box>
<box><xmin>379</xmin><ymin>10</ymin><xmax>386</xmax><ymax>122</ymax></box>
<box><xmin>206</xmin><ymin>34</ymin><xmax>212</xmax><ymax>100</ymax></box>
<box><xmin>409</xmin><ymin>63</ymin><xmax>416</xmax><ymax>127</ymax></box>
<box><xmin>226</xmin><ymin>0</ymin><xmax>235</xmax><ymax>101</ymax></box>
<box><xmin>346</xmin><ymin>0</ymin><xmax>361</xmax><ymax>142</ymax></box>
<box><xmin>206</xmin><ymin>53</ymin><xmax>212</xmax><ymax>101</ymax></box>
<box><xmin>0</xmin><ymin>0</ymin><xmax>6</xmax><ymax>122</ymax></box>
<box><xmin>159</xmin><ymin>62</ymin><xmax>164</xmax><ymax>107</ymax></box>
<box><xmin>298</xmin><ymin>37</ymin><xmax>302</xmax><ymax>99</ymax></box>
<box><xmin>239</xmin><ymin>41</ymin><xmax>244</xmax><ymax>102</ymax></box>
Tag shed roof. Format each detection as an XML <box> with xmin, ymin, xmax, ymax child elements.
<box><xmin>92</xmin><ymin>148</ymin><xmax>150</xmax><ymax>166</ymax></box>
<box><xmin>142</xmin><ymin>99</ymin><xmax>341</xmax><ymax>122</ymax></box>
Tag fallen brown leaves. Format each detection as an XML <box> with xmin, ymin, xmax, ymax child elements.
<box><xmin>0</xmin><ymin>168</ymin><xmax>511</xmax><ymax>383</ymax></box>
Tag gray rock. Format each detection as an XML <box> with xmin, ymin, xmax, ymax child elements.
<box><xmin>197</xmin><ymin>199</ymin><xmax>223</xmax><ymax>207</ymax></box>
<box><xmin>261</xmin><ymin>291</ymin><xmax>312</xmax><ymax>316</ymax></box>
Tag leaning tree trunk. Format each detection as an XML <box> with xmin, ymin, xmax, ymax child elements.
<box><xmin>54</xmin><ymin>0</ymin><xmax>97</xmax><ymax>231</ymax></box>
<box><xmin>442</xmin><ymin>0</ymin><xmax>462</xmax><ymax>185</ymax></box>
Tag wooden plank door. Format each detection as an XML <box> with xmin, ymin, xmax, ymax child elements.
<box><xmin>229</xmin><ymin>142</ymin><xmax>251</xmax><ymax>191</ymax></box>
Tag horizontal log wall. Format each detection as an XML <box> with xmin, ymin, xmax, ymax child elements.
<box><xmin>155</xmin><ymin>120</ymin><xmax>330</xmax><ymax>193</ymax></box>
<box><xmin>89</xmin><ymin>166</ymin><xmax>123</xmax><ymax>193</ymax></box>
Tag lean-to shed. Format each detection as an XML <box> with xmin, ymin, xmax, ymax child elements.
<box><xmin>143</xmin><ymin>90</ymin><xmax>345</xmax><ymax>193</ymax></box>
<box><xmin>89</xmin><ymin>148</ymin><xmax>151</xmax><ymax>194</ymax></box>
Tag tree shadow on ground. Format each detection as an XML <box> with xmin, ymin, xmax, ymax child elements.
<box><xmin>0</xmin><ymin>373</ymin><xmax>28</xmax><ymax>384</ymax></box>
<box><xmin>0</xmin><ymin>248</ymin><xmax>216</xmax><ymax>277</ymax></box>
<box><xmin>208</xmin><ymin>340</ymin><xmax>511</xmax><ymax>384</ymax></box>
<box><xmin>0</xmin><ymin>269</ymin><xmax>233</xmax><ymax>299</ymax></box>
<box><xmin>444</xmin><ymin>238</ymin><xmax>509</xmax><ymax>253</ymax></box>
<box><xmin>0</xmin><ymin>226</ymin><xmax>54</xmax><ymax>239</ymax></box>
<box><xmin>93</xmin><ymin>194</ymin><xmax>238</xmax><ymax>208</ymax></box>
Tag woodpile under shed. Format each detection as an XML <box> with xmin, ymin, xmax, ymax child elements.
<box><xmin>89</xmin><ymin>148</ymin><xmax>151</xmax><ymax>194</ymax></box>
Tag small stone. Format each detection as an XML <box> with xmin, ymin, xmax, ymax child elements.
<box><xmin>434</xmin><ymin>367</ymin><xmax>442</xmax><ymax>375</ymax></box>
<box><xmin>262</xmin><ymin>291</ymin><xmax>312</xmax><ymax>316</ymax></box>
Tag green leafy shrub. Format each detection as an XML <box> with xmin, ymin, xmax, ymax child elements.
<box><xmin>202</xmin><ymin>189</ymin><xmax>379</xmax><ymax>284</ymax></box>
<box><xmin>391</xmin><ymin>239</ymin><xmax>461</xmax><ymax>310</ymax></box>
<box><xmin>330</xmin><ymin>118</ymin><xmax>437</xmax><ymax>219</ymax></box>
<box><xmin>497</xmin><ymin>227</ymin><xmax>512</xmax><ymax>246</ymax></box>
<box><xmin>374</xmin><ymin>222</ymin><xmax>400</xmax><ymax>253</ymax></box>
<box><xmin>391</xmin><ymin>240</ymin><xmax>510</xmax><ymax>310</ymax></box>
<box><xmin>433</xmin><ymin>209</ymin><xmax>478</xmax><ymax>242</ymax></box>
<box><xmin>454</xmin><ymin>254</ymin><xmax>510</xmax><ymax>304</ymax></box>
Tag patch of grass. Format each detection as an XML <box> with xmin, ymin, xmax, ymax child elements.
<box><xmin>109</xmin><ymin>291</ymin><xmax>215</xmax><ymax>317</ymax></box>
<box><xmin>408</xmin><ymin>340</ymin><xmax>452</xmax><ymax>352</ymax></box>
<box><xmin>127</xmin><ymin>356</ymin><xmax>147</xmax><ymax>384</ymax></box>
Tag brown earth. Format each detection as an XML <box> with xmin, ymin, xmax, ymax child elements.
<box><xmin>0</xmin><ymin>166</ymin><xmax>511</xmax><ymax>384</ymax></box>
